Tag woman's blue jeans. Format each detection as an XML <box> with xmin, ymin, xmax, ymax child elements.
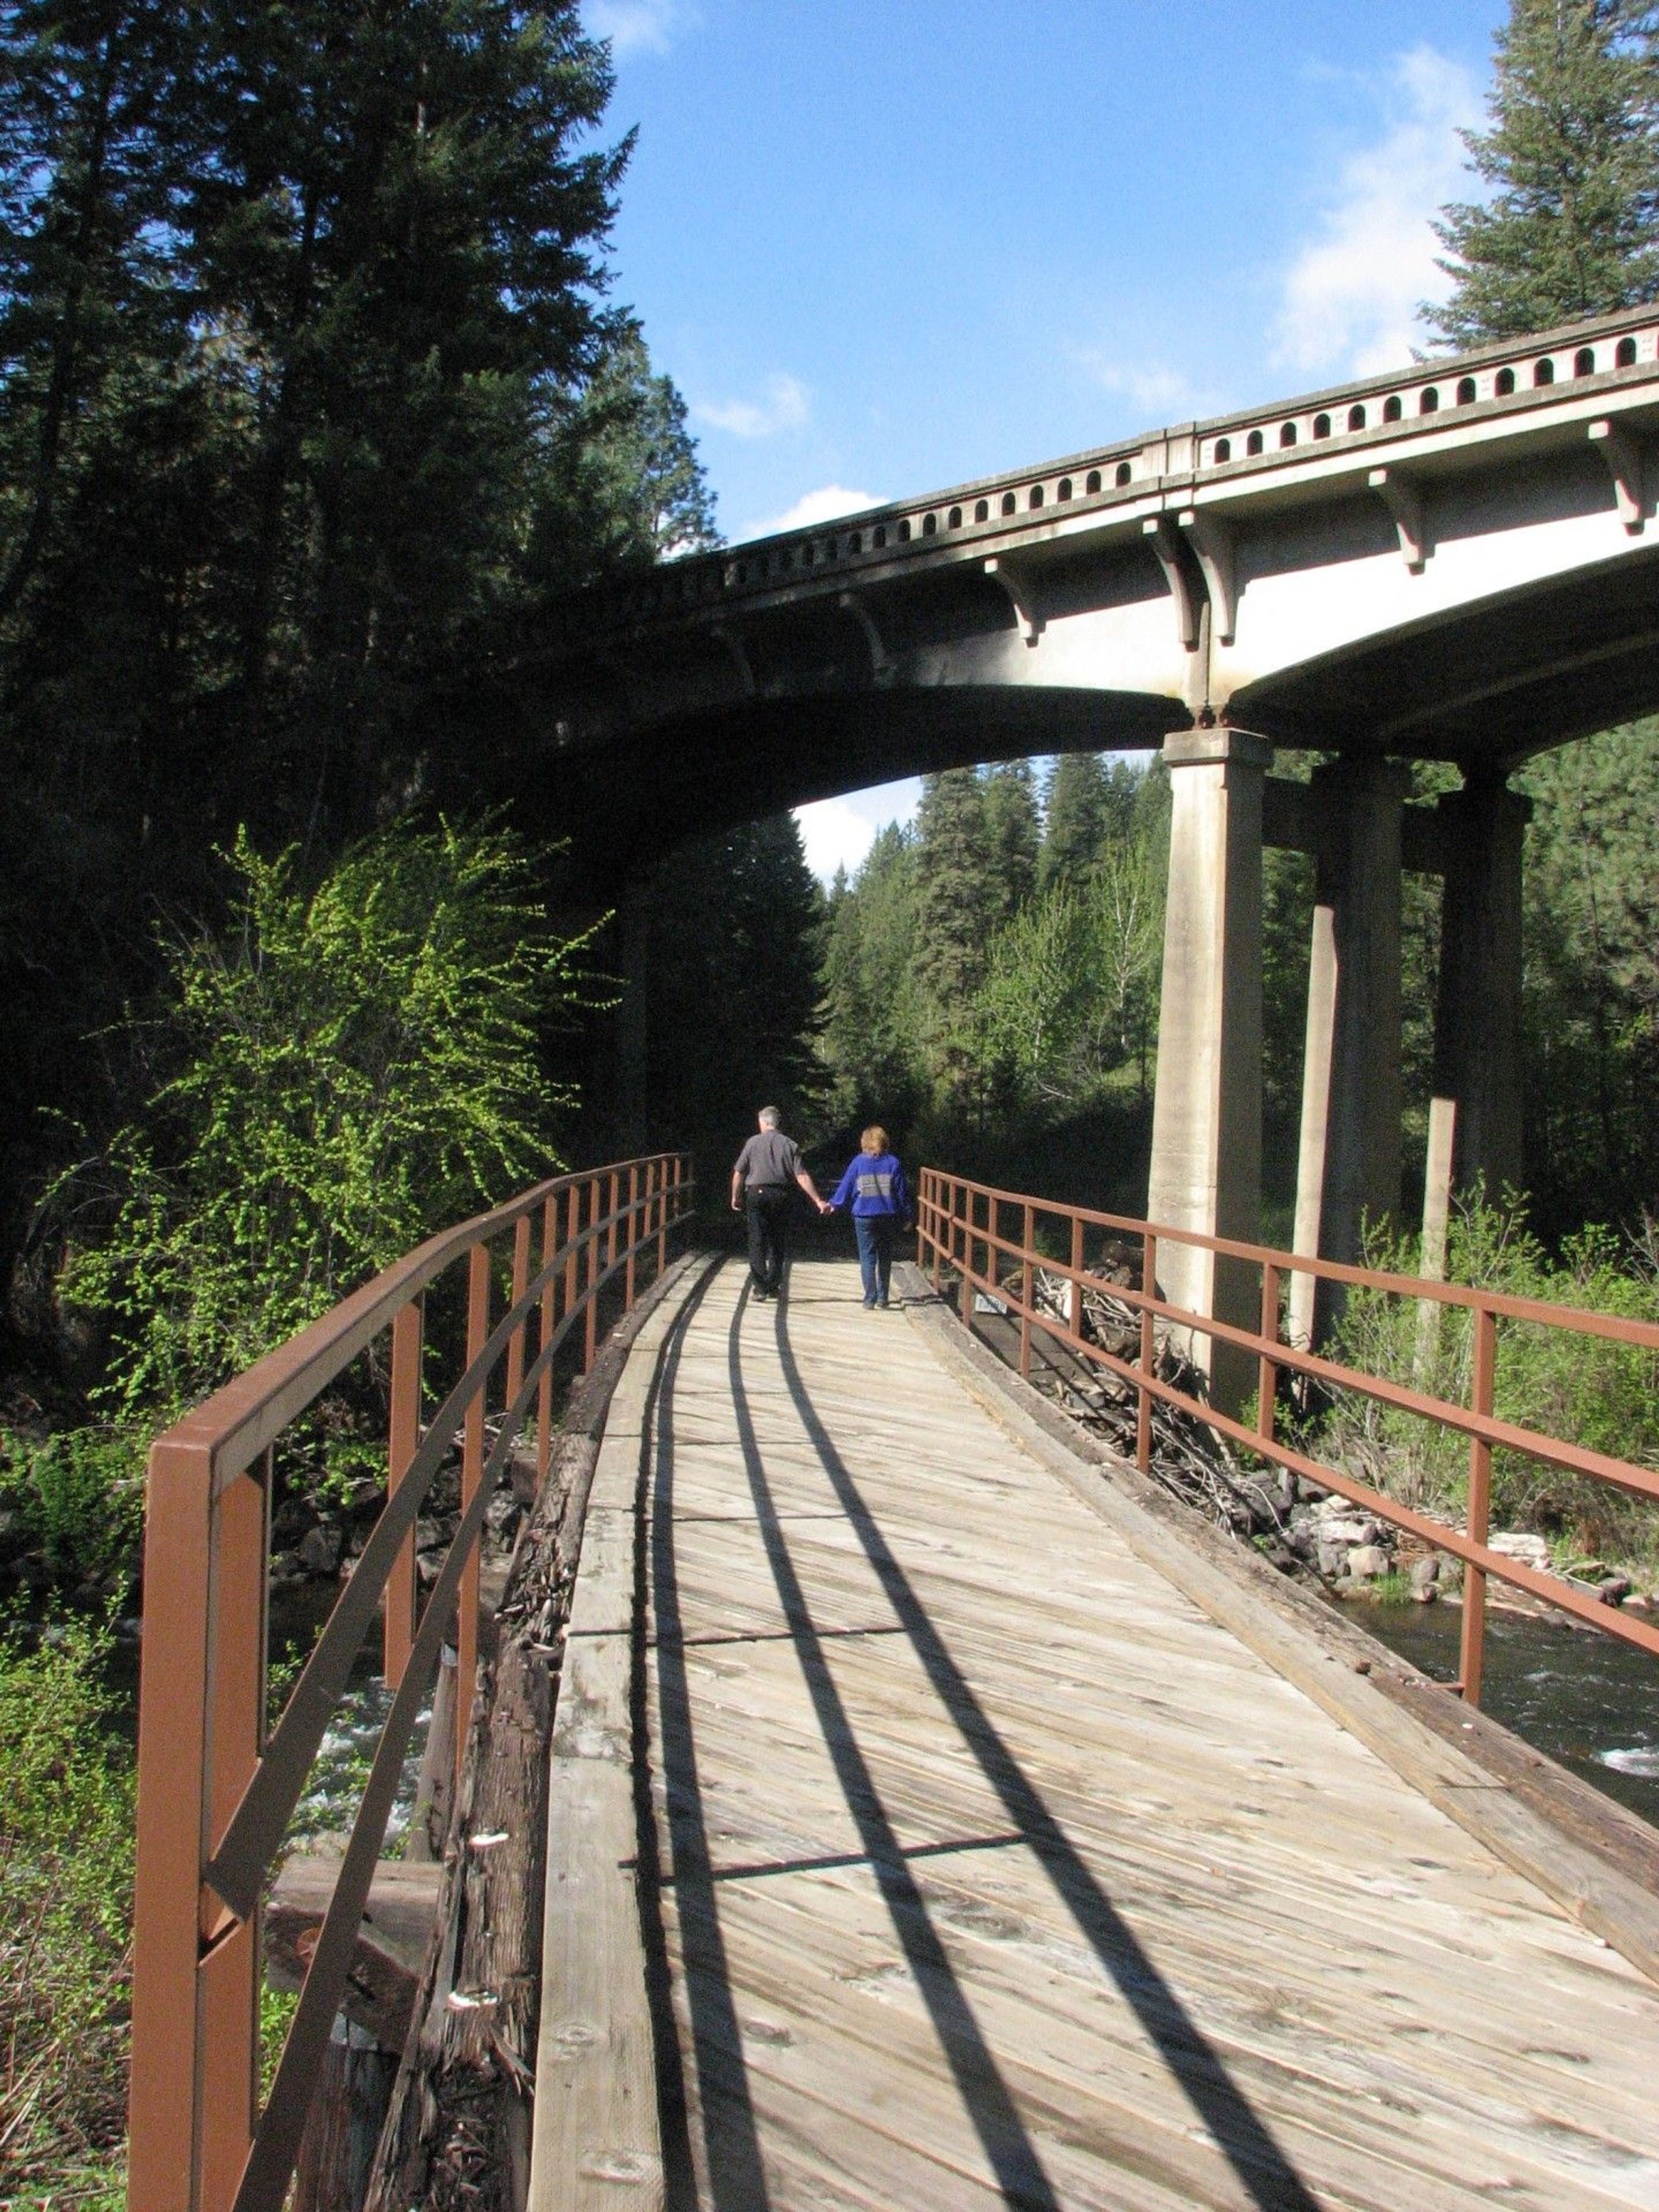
<box><xmin>854</xmin><ymin>1213</ymin><xmax>896</xmax><ymax>1305</ymax></box>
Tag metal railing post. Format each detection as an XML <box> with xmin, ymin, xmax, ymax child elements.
<box><xmin>1459</xmin><ymin>1303</ymin><xmax>1498</xmax><ymax>1706</ymax></box>
<box><xmin>960</xmin><ymin>1189</ymin><xmax>975</xmax><ymax>1327</ymax></box>
<box><xmin>626</xmin><ymin>1163</ymin><xmax>640</xmax><ymax>1310</ymax></box>
<box><xmin>537</xmin><ymin>1194</ymin><xmax>557</xmax><ymax>1486</ymax></box>
<box><xmin>127</xmin><ymin>1437</ymin><xmax>216</xmax><ymax>2212</ymax></box>
<box><xmin>1257</xmin><ymin>1262</ymin><xmax>1281</xmax><ymax>1450</ymax></box>
<box><xmin>384</xmin><ymin>1297</ymin><xmax>423</xmax><ymax>1688</ymax></box>
<box><xmin>1019</xmin><ymin>1202</ymin><xmax>1035</xmax><ymax>1379</ymax></box>
<box><xmin>585</xmin><ymin>1176</ymin><xmax>601</xmax><ymax>1372</ymax></box>
<box><xmin>564</xmin><ymin>1181</ymin><xmax>581</xmax><ymax>1341</ymax></box>
<box><xmin>657</xmin><ymin>1157</ymin><xmax>669</xmax><ymax>1275</ymax></box>
<box><xmin>1138</xmin><ymin>1230</ymin><xmax>1157</xmax><ymax>1473</ymax></box>
<box><xmin>607</xmin><ymin>1167</ymin><xmax>620</xmax><ymax>1276</ymax></box>
<box><xmin>505</xmin><ymin>1211</ymin><xmax>531</xmax><ymax>1413</ymax></box>
<box><xmin>456</xmin><ymin>1240</ymin><xmax>490</xmax><ymax>1786</ymax></box>
<box><xmin>200</xmin><ymin>1447</ymin><xmax>270</xmax><ymax>2212</ymax></box>
<box><xmin>1069</xmin><ymin>1212</ymin><xmax>1084</xmax><ymax>1337</ymax></box>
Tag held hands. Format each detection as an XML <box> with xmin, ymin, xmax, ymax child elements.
<box><xmin>818</xmin><ymin>1200</ymin><xmax>834</xmax><ymax>1217</ymax></box>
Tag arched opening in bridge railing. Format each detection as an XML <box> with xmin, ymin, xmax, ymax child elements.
<box><xmin>1348</xmin><ymin>403</ymin><xmax>1366</xmax><ymax>430</ymax></box>
<box><xmin>1496</xmin><ymin>365</ymin><xmax>1516</xmax><ymax>394</ymax></box>
<box><xmin>1279</xmin><ymin>421</ymin><xmax>1297</xmax><ymax>447</ymax></box>
<box><xmin>1383</xmin><ymin>394</ymin><xmax>1403</xmax><ymax>422</ymax></box>
<box><xmin>1456</xmin><ymin>376</ymin><xmax>1477</xmax><ymax>405</ymax></box>
<box><xmin>1084</xmin><ymin>469</ymin><xmax>1102</xmax><ymax>493</ymax></box>
<box><xmin>1535</xmin><ymin>356</ymin><xmax>1555</xmax><ymax>385</ymax></box>
<box><xmin>1576</xmin><ymin>346</ymin><xmax>1597</xmax><ymax>376</ymax></box>
<box><xmin>1114</xmin><ymin>460</ymin><xmax>1133</xmax><ymax>485</ymax></box>
<box><xmin>1057</xmin><ymin>476</ymin><xmax>1072</xmax><ymax>500</ymax></box>
<box><xmin>1029</xmin><ymin>484</ymin><xmax>1044</xmax><ymax>509</ymax></box>
<box><xmin>1246</xmin><ymin>429</ymin><xmax>1264</xmax><ymax>455</ymax></box>
<box><xmin>1618</xmin><ymin>335</ymin><xmax>1638</xmax><ymax>368</ymax></box>
<box><xmin>1420</xmin><ymin>387</ymin><xmax>1439</xmax><ymax>414</ymax></box>
<box><xmin>948</xmin><ymin>505</ymin><xmax>962</xmax><ymax>527</ymax></box>
<box><xmin>127</xmin><ymin>1157</ymin><xmax>696</xmax><ymax>2212</ymax></box>
<box><xmin>1001</xmin><ymin>490</ymin><xmax>1017</xmax><ymax>515</ymax></box>
<box><xmin>1214</xmin><ymin>437</ymin><xmax>1232</xmax><ymax>462</ymax></box>
<box><xmin>974</xmin><ymin>498</ymin><xmax>989</xmax><ymax>521</ymax></box>
<box><xmin>1312</xmin><ymin>413</ymin><xmax>1331</xmax><ymax>440</ymax></box>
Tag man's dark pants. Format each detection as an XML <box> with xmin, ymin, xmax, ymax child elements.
<box><xmin>745</xmin><ymin>1185</ymin><xmax>792</xmax><ymax>1294</ymax></box>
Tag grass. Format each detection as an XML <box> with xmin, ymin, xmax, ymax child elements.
<box><xmin>0</xmin><ymin>1613</ymin><xmax>134</xmax><ymax>2207</ymax></box>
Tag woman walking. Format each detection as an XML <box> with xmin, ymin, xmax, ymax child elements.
<box><xmin>827</xmin><ymin>1125</ymin><xmax>912</xmax><ymax>1309</ymax></box>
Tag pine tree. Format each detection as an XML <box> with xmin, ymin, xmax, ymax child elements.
<box><xmin>915</xmin><ymin>769</ymin><xmax>997</xmax><ymax>1100</ymax></box>
<box><xmin>982</xmin><ymin>760</ymin><xmax>1040</xmax><ymax>924</ymax></box>
<box><xmin>1039</xmin><ymin>753</ymin><xmax>1110</xmax><ymax>889</ymax></box>
<box><xmin>1429</xmin><ymin>0</ymin><xmax>1659</xmax><ymax>345</ymax></box>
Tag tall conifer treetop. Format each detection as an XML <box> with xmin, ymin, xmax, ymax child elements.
<box><xmin>1430</xmin><ymin>0</ymin><xmax>1659</xmax><ymax>345</ymax></box>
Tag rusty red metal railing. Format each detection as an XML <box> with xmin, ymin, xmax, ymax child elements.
<box><xmin>918</xmin><ymin>1168</ymin><xmax>1659</xmax><ymax>1710</ymax></box>
<box><xmin>127</xmin><ymin>1154</ymin><xmax>693</xmax><ymax>2212</ymax></box>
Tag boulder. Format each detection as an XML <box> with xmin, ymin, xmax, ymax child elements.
<box><xmin>1408</xmin><ymin>1554</ymin><xmax>1441</xmax><ymax>1592</ymax></box>
<box><xmin>1347</xmin><ymin>1545</ymin><xmax>1392</xmax><ymax>1581</ymax></box>
<box><xmin>299</xmin><ymin>1522</ymin><xmax>342</xmax><ymax>1575</ymax></box>
<box><xmin>1597</xmin><ymin>1573</ymin><xmax>1633</xmax><ymax>1607</ymax></box>
<box><xmin>1316</xmin><ymin>1542</ymin><xmax>1351</xmax><ymax>1580</ymax></box>
<box><xmin>1488</xmin><ymin>1530</ymin><xmax>1551</xmax><ymax>1571</ymax></box>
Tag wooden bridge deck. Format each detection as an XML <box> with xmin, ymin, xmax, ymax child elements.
<box><xmin>543</xmin><ymin>1255</ymin><xmax>1659</xmax><ymax>2212</ymax></box>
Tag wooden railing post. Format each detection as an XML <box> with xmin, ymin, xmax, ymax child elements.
<box><xmin>1257</xmin><ymin>1262</ymin><xmax>1281</xmax><ymax>1450</ymax></box>
<box><xmin>1459</xmin><ymin>1302</ymin><xmax>1498</xmax><ymax>1706</ymax></box>
<box><xmin>384</xmin><ymin>1297</ymin><xmax>423</xmax><ymax>1688</ymax></box>
<box><xmin>456</xmin><ymin>1241</ymin><xmax>490</xmax><ymax>1787</ymax></box>
<box><xmin>1019</xmin><ymin>1202</ymin><xmax>1035</xmax><ymax>1380</ymax></box>
<box><xmin>1138</xmin><ymin>1230</ymin><xmax>1157</xmax><ymax>1473</ymax></box>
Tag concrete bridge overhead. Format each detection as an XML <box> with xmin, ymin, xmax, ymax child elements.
<box><xmin>500</xmin><ymin>306</ymin><xmax>1659</xmax><ymax>1400</ymax></box>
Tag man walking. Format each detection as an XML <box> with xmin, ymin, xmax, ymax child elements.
<box><xmin>731</xmin><ymin>1106</ymin><xmax>829</xmax><ymax>1301</ymax></box>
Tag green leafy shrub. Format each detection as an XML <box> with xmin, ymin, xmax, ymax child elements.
<box><xmin>57</xmin><ymin>817</ymin><xmax>602</xmax><ymax>1426</ymax></box>
<box><xmin>0</xmin><ymin>1615</ymin><xmax>134</xmax><ymax>2204</ymax></box>
<box><xmin>0</xmin><ymin>1428</ymin><xmax>145</xmax><ymax>1586</ymax></box>
<box><xmin>1322</xmin><ymin>1196</ymin><xmax>1659</xmax><ymax>1574</ymax></box>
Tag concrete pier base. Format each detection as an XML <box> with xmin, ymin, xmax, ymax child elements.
<box><xmin>1146</xmin><ymin>728</ymin><xmax>1270</xmax><ymax>1414</ymax></box>
<box><xmin>1288</xmin><ymin>760</ymin><xmax>1406</xmax><ymax>1349</ymax></box>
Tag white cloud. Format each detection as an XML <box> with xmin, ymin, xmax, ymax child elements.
<box><xmin>794</xmin><ymin>777</ymin><xmax>920</xmax><ymax>884</ymax></box>
<box><xmin>746</xmin><ymin>483</ymin><xmax>883</xmax><ymax>540</ymax></box>
<box><xmin>693</xmin><ymin>373</ymin><xmax>811</xmax><ymax>440</ymax></box>
<box><xmin>1080</xmin><ymin>357</ymin><xmax>1201</xmax><ymax>420</ymax></box>
<box><xmin>585</xmin><ymin>0</ymin><xmax>696</xmax><ymax>57</ymax></box>
<box><xmin>1273</xmin><ymin>46</ymin><xmax>1482</xmax><ymax>381</ymax></box>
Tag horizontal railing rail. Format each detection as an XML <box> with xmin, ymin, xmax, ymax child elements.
<box><xmin>127</xmin><ymin>1154</ymin><xmax>694</xmax><ymax>2212</ymax></box>
<box><xmin>917</xmin><ymin>1169</ymin><xmax>1659</xmax><ymax>1707</ymax></box>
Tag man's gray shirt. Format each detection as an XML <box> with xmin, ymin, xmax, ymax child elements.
<box><xmin>734</xmin><ymin>1130</ymin><xmax>801</xmax><ymax>1188</ymax></box>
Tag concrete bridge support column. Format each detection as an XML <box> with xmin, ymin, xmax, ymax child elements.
<box><xmin>1424</xmin><ymin>776</ymin><xmax>1530</xmax><ymax>1237</ymax></box>
<box><xmin>1146</xmin><ymin>727</ymin><xmax>1271</xmax><ymax>1414</ymax></box>
<box><xmin>1288</xmin><ymin>759</ymin><xmax>1407</xmax><ymax>1349</ymax></box>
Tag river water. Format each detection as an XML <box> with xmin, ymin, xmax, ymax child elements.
<box><xmin>1354</xmin><ymin>1597</ymin><xmax>1659</xmax><ymax>1828</ymax></box>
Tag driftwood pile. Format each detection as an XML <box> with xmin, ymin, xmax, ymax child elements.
<box><xmin>1020</xmin><ymin>1239</ymin><xmax>1285</xmax><ymax>1541</ymax></box>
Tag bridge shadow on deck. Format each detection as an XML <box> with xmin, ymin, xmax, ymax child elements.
<box><xmin>645</xmin><ymin>1260</ymin><xmax>1325</xmax><ymax>2210</ymax></box>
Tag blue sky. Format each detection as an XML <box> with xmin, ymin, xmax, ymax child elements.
<box><xmin>582</xmin><ymin>0</ymin><xmax>1510</xmax><ymax>872</ymax></box>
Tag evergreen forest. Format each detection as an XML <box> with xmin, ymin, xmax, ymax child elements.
<box><xmin>3</xmin><ymin>0</ymin><xmax>1659</xmax><ymax>2196</ymax></box>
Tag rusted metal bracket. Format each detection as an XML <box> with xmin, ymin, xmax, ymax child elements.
<box><xmin>838</xmin><ymin>590</ymin><xmax>896</xmax><ymax>686</ymax></box>
<box><xmin>1177</xmin><ymin>511</ymin><xmax>1237</xmax><ymax>646</ymax></box>
<box><xmin>1589</xmin><ymin>418</ymin><xmax>1645</xmax><ymax>532</ymax></box>
<box><xmin>1143</xmin><ymin>516</ymin><xmax>1201</xmax><ymax>650</ymax></box>
<box><xmin>1368</xmin><ymin>467</ymin><xmax>1428</xmax><ymax>572</ymax></box>
<box><xmin>982</xmin><ymin>556</ymin><xmax>1045</xmax><ymax>645</ymax></box>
